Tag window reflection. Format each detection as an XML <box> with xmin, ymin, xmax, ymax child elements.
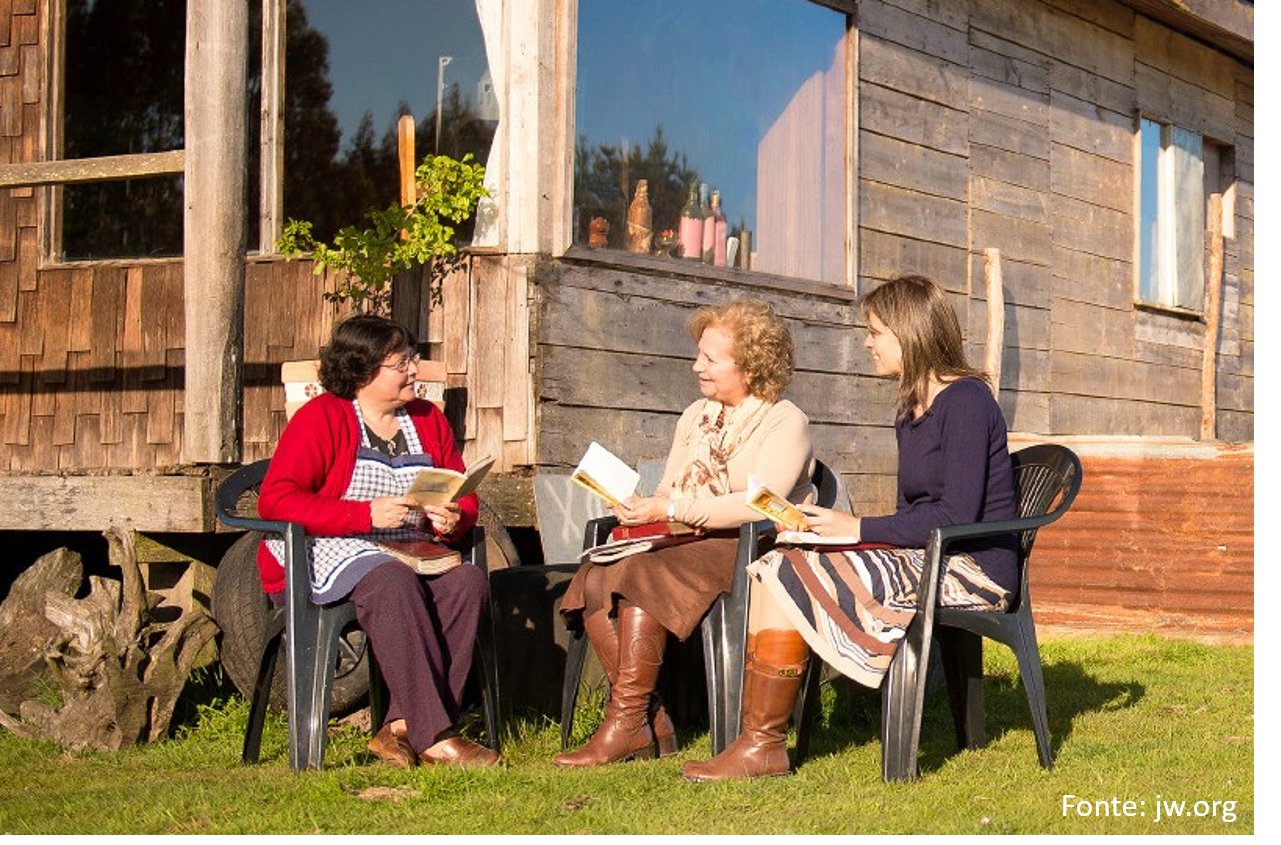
<box><xmin>61</xmin><ymin>0</ymin><xmax>186</xmax><ymax>259</ymax></box>
<box><xmin>574</xmin><ymin>0</ymin><xmax>848</xmax><ymax>284</ymax></box>
<box><xmin>280</xmin><ymin>0</ymin><xmax>496</xmax><ymax>244</ymax></box>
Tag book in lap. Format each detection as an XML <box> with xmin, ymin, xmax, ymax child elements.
<box><xmin>377</xmin><ymin>537</ymin><xmax>463</xmax><ymax>575</ymax></box>
<box><xmin>571</xmin><ymin>442</ymin><xmax>640</xmax><ymax>507</ymax></box>
<box><xmin>405</xmin><ymin>455</ymin><xmax>495</xmax><ymax>507</ymax></box>
<box><xmin>581</xmin><ymin>522</ymin><xmax>701</xmax><ymax>564</ymax></box>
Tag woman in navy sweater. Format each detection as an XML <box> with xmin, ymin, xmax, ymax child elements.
<box><xmin>683</xmin><ymin>274</ymin><xmax>1017</xmax><ymax>782</ymax></box>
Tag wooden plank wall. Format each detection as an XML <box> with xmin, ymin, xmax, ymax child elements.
<box><xmin>425</xmin><ymin>253</ymin><xmax>534</xmax><ymax>472</ymax></box>
<box><xmin>0</xmin><ymin>251</ymin><xmax>342</xmax><ymax>472</ymax></box>
<box><xmin>857</xmin><ymin>0</ymin><xmax>1252</xmax><ymax>443</ymax></box>
<box><xmin>531</xmin><ymin>259</ymin><xmax>898</xmax><ymax>515</ymax></box>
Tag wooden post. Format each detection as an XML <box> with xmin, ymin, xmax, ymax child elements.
<box><xmin>183</xmin><ymin>0</ymin><xmax>248</xmax><ymax>463</ymax></box>
<box><xmin>983</xmin><ymin>248</ymin><xmax>1005</xmax><ymax>397</ymax></box>
<box><xmin>399</xmin><ymin>115</ymin><xmax>417</xmax><ymax>208</ymax></box>
<box><xmin>392</xmin><ymin>116</ymin><xmax>423</xmax><ymax>333</ymax></box>
<box><xmin>1200</xmin><ymin>194</ymin><xmax>1225</xmax><ymax>441</ymax></box>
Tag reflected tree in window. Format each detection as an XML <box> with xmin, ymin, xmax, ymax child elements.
<box><xmin>62</xmin><ymin>0</ymin><xmax>187</xmax><ymax>259</ymax></box>
<box><xmin>574</xmin><ymin>127</ymin><xmax>699</xmax><ymax>251</ymax></box>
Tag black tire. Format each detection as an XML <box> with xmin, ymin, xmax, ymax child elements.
<box><xmin>211</xmin><ymin>531</ymin><xmax>370</xmax><ymax>716</ymax></box>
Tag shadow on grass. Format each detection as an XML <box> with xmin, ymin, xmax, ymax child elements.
<box><xmin>797</xmin><ymin>659</ymin><xmax>1144</xmax><ymax>775</ymax></box>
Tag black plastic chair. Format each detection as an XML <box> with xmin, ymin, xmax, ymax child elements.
<box><xmin>558</xmin><ymin>460</ymin><xmax>841</xmax><ymax>755</ymax></box>
<box><xmin>790</xmin><ymin>443</ymin><xmax>1083</xmax><ymax>781</ymax></box>
<box><xmin>215</xmin><ymin>458</ymin><xmax>501</xmax><ymax>771</ymax></box>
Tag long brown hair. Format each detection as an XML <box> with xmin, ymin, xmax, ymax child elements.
<box><xmin>860</xmin><ymin>275</ymin><xmax>989</xmax><ymax>420</ymax></box>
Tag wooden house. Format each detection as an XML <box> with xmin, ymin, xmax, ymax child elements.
<box><xmin>0</xmin><ymin>0</ymin><xmax>1253</xmax><ymax>640</ymax></box>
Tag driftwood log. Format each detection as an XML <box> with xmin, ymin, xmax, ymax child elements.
<box><xmin>0</xmin><ymin>526</ymin><xmax>218</xmax><ymax>751</ymax></box>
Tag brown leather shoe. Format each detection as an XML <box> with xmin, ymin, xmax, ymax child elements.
<box><xmin>420</xmin><ymin>735</ymin><xmax>500</xmax><ymax>768</ymax></box>
<box><xmin>367</xmin><ymin>723</ymin><xmax>417</xmax><ymax>769</ymax></box>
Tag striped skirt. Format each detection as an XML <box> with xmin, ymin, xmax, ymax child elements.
<box><xmin>747</xmin><ymin>545</ymin><xmax>1011</xmax><ymax>689</ymax></box>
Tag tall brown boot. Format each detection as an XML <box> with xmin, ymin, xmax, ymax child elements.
<box><xmin>577</xmin><ymin>609</ymin><xmax>677</xmax><ymax>758</ymax></box>
<box><xmin>680</xmin><ymin>629</ymin><xmax>809</xmax><ymax>782</ymax></box>
<box><xmin>554</xmin><ymin>603</ymin><xmax>668</xmax><ymax>767</ymax></box>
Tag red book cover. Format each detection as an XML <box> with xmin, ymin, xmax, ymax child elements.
<box><xmin>377</xmin><ymin>538</ymin><xmax>462</xmax><ymax>575</ymax></box>
<box><xmin>608</xmin><ymin>521</ymin><xmax>696</xmax><ymax>542</ymax></box>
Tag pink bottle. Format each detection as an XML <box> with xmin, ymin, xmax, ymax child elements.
<box><xmin>678</xmin><ymin>183</ymin><xmax>703</xmax><ymax>260</ymax></box>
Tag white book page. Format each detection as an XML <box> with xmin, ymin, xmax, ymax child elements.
<box><xmin>571</xmin><ymin>442</ymin><xmax>640</xmax><ymax>506</ymax></box>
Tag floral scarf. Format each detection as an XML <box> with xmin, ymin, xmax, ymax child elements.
<box><xmin>671</xmin><ymin>395</ymin><xmax>774</xmax><ymax>500</ymax></box>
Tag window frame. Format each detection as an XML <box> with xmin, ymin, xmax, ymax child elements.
<box><xmin>24</xmin><ymin>0</ymin><xmax>191</xmax><ymax>265</ymax></box>
<box><xmin>1134</xmin><ymin>111</ymin><xmax>1211</xmax><ymax>318</ymax></box>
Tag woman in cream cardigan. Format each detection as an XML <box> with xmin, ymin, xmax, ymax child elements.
<box><xmin>555</xmin><ymin>298</ymin><xmax>814</xmax><ymax>768</ymax></box>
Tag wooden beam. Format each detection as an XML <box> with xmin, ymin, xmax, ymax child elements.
<box><xmin>984</xmin><ymin>247</ymin><xmax>1005</xmax><ymax>396</ymax></box>
<box><xmin>1201</xmin><ymin>194</ymin><xmax>1224</xmax><ymax>440</ymax></box>
<box><xmin>0</xmin><ymin>151</ymin><xmax>185</xmax><ymax>188</ymax></box>
<box><xmin>182</xmin><ymin>0</ymin><xmax>248</xmax><ymax>463</ymax></box>
<box><xmin>0</xmin><ymin>475</ymin><xmax>213</xmax><ymax>532</ymax></box>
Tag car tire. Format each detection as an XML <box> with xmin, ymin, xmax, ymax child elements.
<box><xmin>211</xmin><ymin>531</ymin><xmax>370</xmax><ymax>716</ymax></box>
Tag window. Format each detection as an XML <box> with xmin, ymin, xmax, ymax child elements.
<box><xmin>573</xmin><ymin>0</ymin><xmax>851</xmax><ymax>285</ymax></box>
<box><xmin>1138</xmin><ymin>117</ymin><xmax>1233</xmax><ymax>312</ymax></box>
<box><xmin>265</xmin><ymin>0</ymin><xmax>496</xmax><ymax>247</ymax></box>
<box><xmin>58</xmin><ymin>0</ymin><xmax>187</xmax><ymax>260</ymax></box>
<box><xmin>49</xmin><ymin>0</ymin><xmax>494</xmax><ymax>260</ymax></box>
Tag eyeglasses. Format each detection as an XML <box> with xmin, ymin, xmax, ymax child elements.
<box><xmin>380</xmin><ymin>353</ymin><xmax>422</xmax><ymax>374</ymax></box>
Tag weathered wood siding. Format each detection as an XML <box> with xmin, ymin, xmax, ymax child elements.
<box><xmin>857</xmin><ymin>0</ymin><xmax>1252</xmax><ymax>442</ymax></box>
<box><xmin>532</xmin><ymin>258</ymin><xmax>900</xmax><ymax>514</ymax></box>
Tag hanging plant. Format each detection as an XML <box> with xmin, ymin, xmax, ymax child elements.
<box><xmin>276</xmin><ymin>153</ymin><xmax>488</xmax><ymax>314</ymax></box>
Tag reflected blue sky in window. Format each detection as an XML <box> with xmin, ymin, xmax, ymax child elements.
<box><xmin>302</xmin><ymin>0</ymin><xmax>489</xmax><ymax>149</ymax></box>
<box><xmin>297</xmin><ymin>0</ymin><xmax>843</xmax><ymax>238</ymax></box>
<box><xmin>576</xmin><ymin>0</ymin><xmax>845</xmax><ymax>233</ymax></box>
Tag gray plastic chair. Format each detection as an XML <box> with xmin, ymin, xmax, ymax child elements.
<box><xmin>791</xmin><ymin>444</ymin><xmax>1083</xmax><ymax>780</ymax></box>
<box><xmin>558</xmin><ymin>459</ymin><xmax>841</xmax><ymax>754</ymax></box>
<box><xmin>214</xmin><ymin>459</ymin><xmax>501</xmax><ymax>771</ymax></box>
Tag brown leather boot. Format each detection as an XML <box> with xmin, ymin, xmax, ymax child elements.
<box><xmin>681</xmin><ymin>629</ymin><xmax>809</xmax><ymax>782</ymax></box>
<box><xmin>554</xmin><ymin>603</ymin><xmax>668</xmax><ymax>767</ymax></box>
<box><xmin>579</xmin><ymin>609</ymin><xmax>678</xmax><ymax>758</ymax></box>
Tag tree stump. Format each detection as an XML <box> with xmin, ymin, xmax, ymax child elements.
<box><xmin>0</xmin><ymin>526</ymin><xmax>219</xmax><ymax>751</ymax></box>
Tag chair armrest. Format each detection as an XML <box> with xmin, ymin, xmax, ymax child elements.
<box><xmin>920</xmin><ymin>496</ymin><xmax>1075</xmax><ymax>613</ymax></box>
<box><xmin>582</xmin><ymin>515</ymin><xmax>620</xmax><ymax>551</ymax></box>
<box><xmin>215</xmin><ymin>460</ymin><xmax>293</xmax><ymax>534</ymax></box>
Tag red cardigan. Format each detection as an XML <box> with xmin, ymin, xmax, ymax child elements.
<box><xmin>255</xmin><ymin>392</ymin><xmax>479</xmax><ymax>595</ymax></box>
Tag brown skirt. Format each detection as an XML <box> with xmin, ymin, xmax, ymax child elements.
<box><xmin>559</xmin><ymin>535</ymin><xmax>740</xmax><ymax>640</ymax></box>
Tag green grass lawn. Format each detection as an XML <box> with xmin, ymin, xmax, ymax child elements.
<box><xmin>0</xmin><ymin>633</ymin><xmax>1253</xmax><ymax>835</ymax></box>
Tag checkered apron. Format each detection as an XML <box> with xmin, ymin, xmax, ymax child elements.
<box><xmin>265</xmin><ymin>400</ymin><xmax>441</xmax><ymax>603</ymax></box>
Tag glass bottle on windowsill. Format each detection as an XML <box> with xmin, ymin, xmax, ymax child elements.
<box><xmin>678</xmin><ymin>182</ymin><xmax>703</xmax><ymax>260</ymax></box>
<box><xmin>699</xmin><ymin>182</ymin><xmax>714</xmax><ymax>263</ymax></box>
<box><xmin>627</xmin><ymin>179</ymin><xmax>653</xmax><ymax>254</ymax></box>
<box><xmin>709</xmin><ymin>190</ymin><xmax>728</xmax><ymax>267</ymax></box>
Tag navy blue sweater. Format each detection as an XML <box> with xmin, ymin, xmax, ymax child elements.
<box><xmin>860</xmin><ymin>377</ymin><xmax>1018</xmax><ymax>593</ymax></box>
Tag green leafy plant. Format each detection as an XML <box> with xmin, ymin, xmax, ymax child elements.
<box><xmin>276</xmin><ymin>153</ymin><xmax>488</xmax><ymax>313</ymax></box>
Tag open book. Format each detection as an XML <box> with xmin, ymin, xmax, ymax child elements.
<box><xmin>405</xmin><ymin>455</ymin><xmax>495</xmax><ymax>507</ymax></box>
<box><xmin>745</xmin><ymin>475</ymin><xmax>811</xmax><ymax>531</ymax></box>
<box><xmin>745</xmin><ymin>476</ymin><xmax>860</xmax><ymax>545</ymax></box>
<box><xmin>570</xmin><ymin>442</ymin><xmax>640</xmax><ymax>507</ymax></box>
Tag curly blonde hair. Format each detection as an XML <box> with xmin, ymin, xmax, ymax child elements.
<box><xmin>687</xmin><ymin>298</ymin><xmax>794</xmax><ymax>403</ymax></box>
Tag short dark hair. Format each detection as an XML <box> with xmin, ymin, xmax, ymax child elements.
<box><xmin>319</xmin><ymin>314</ymin><xmax>418</xmax><ymax>399</ymax></box>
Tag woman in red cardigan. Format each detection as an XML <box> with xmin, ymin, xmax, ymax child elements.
<box><xmin>256</xmin><ymin>314</ymin><xmax>498</xmax><ymax>769</ymax></box>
